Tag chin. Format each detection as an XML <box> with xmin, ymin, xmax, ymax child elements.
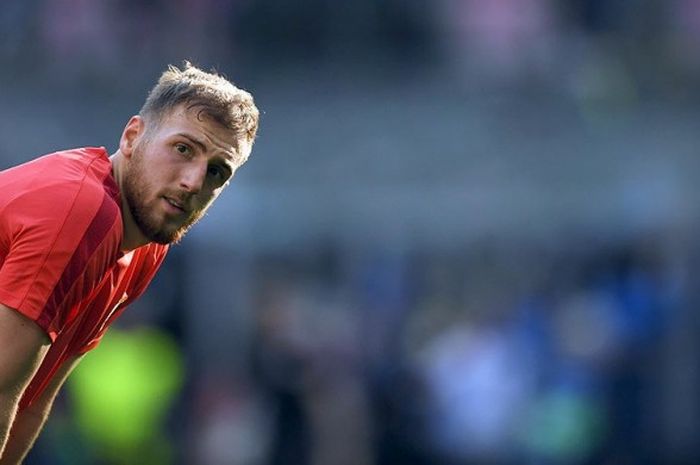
<box><xmin>148</xmin><ymin>230</ymin><xmax>182</xmax><ymax>245</ymax></box>
<box><xmin>149</xmin><ymin>224</ymin><xmax>192</xmax><ymax>245</ymax></box>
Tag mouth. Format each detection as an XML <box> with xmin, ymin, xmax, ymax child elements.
<box><xmin>163</xmin><ymin>196</ymin><xmax>188</xmax><ymax>215</ymax></box>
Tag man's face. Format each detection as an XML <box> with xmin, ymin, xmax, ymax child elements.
<box><xmin>122</xmin><ymin>107</ymin><xmax>249</xmax><ymax>245</ymax></box>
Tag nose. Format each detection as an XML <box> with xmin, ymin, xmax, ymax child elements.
<box><xmin>179</xmin><ymin>161</ymin><xmax>207</xmax><ymax>194</ymax></box>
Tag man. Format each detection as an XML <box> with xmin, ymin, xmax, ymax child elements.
<box><xmin>0</xmin><ymin>62</ymin><xmax>259</xmax><ymax>463</ymax></box>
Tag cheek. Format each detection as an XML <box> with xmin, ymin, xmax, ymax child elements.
<box><xmin>128</xmin><ymin>161</ymin><xmax>159</xmax><ymax>201</ymax></box>
<box><xmin>199</xmin><ymin>189</ymin><xmax>221</xmax><ymax>210</ymax></box>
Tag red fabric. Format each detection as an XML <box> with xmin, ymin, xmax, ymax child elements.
<box><xmin>0</xmin><ymin>147</ymin><xmax>168</xmax><ymax>409</ymax></box>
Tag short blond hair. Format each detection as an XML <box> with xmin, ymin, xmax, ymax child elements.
<box><xmin>140</xmin><ymin>62</ymin><xmax>259</xmax><ymax>146</ymax></box>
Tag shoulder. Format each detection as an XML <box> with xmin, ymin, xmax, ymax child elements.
<box><xmin>1</xmin><ymin>147</ymin><xmax>111</xmax><ymax>181</ymax></box>
<box><xmin>0</xmin><ymin>147</ymin><xmax>120</xmax><ymax>236</ymax></box>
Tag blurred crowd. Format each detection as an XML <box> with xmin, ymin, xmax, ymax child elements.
<box><xmin>25</xmin><ymin>234</ymin><xmax>700</xmax><ymax>465</ymax></box>
<box><xmin>201</xmin><ymin>235</ymin><xmax>691</xmax><ymax>465</ymax></box>
<box><xmin>2</xmin><ymin>1</ymin><xmax>700</xmax><ymax>465</ymax></box>
<box><xmin>2</xmin><ymin>0</ymin><xmax>700</xmax><ymax>93</ymax></box>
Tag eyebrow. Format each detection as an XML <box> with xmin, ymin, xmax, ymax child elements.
<box><xmin>177</xmin><ymin>132</ymin><xmax>239</xmax><ymax>167</ymax></box>
<box><xmin>177</xmin><ymin>133</ymin><xmax>208</xmax><ymax>153</ymax></box>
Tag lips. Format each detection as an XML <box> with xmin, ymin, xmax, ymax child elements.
<box><xmin>163</xmin><ymin>196</ymin><xmax>188</xmax><ymax>214</ymax></box>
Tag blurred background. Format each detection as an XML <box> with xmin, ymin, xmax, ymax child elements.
<box><xmin>2</xmin><ymin>1</ymin><xmax>700</xmax><ymax>464</ymax></box>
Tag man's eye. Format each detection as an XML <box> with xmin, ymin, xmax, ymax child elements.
<box><xmin>175</xmin><ymin>143</ymin><xmax>190</xmax><ymax>155</ymax></box>
<box><xmin>207</xmin><ymin>165</ymin><xmax>224</xmax><ymax>180</ymax></box>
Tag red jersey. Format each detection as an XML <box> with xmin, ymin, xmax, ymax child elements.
<box><xmin>0</xmin><ymin>147</ymin><xmax>169</xmax><ymax>409</ymax></box>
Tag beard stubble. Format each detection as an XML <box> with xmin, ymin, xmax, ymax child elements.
<box><xmin>121</xmin><ymin>143</ymin><xmax>204</xmax><ymax>245</ymax></box>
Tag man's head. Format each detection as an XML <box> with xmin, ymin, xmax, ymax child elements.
<box><xmin>139</xmin><ymin>62</ymin><xmax>259</xmax><ymax>153</ymax></box>
<box><xmin>117</xmin><ymin>62</ymin><xmax>259</xmax><ymax>246</ymax></box>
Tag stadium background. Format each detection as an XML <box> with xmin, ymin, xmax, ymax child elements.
<box><xmin>2</xmin><ymin>1</ymin><xmax>700</xmax><ymax>464</ymax></box>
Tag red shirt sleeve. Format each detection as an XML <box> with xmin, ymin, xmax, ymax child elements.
<box><xmin>0</xmin><ymin>153</ymin><xmax>121</xmax><ymax>340</ymax></box>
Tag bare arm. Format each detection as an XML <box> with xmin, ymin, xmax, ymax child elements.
<box><xmin>0</xmin><ymin>353</ymin><xmax>82</xmax><ymax>465</ymax></box>
<box><xmin>0</xmin><ymin>304</ymin><xmax>49</xmax><ymax>461</ymax></box>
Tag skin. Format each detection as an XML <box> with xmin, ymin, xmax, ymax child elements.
<box><xmin>0</xmin><ymin>353</ymin><xmax>81</xmax><ymax>464</ymax></box>
<box><xmin>111</xmin><ymin>105</ymin><xmax>251</xmax><ymax>251</ymax></box>
<box><xmin>0</xmin><ymin>305</ymin><xmax>49</xmax><ymax>463</ymax></box>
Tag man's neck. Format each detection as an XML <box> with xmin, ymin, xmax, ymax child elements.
<box><xmin>110</xmin><ymin>151</ymin><xmax>150</xmax><ymax>252</ymax></box>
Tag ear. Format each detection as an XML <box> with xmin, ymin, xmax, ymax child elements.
<box><xmin>119</xmin><ymin>116</ymin><xmax>145</xmax><ymax>158</ymax></box>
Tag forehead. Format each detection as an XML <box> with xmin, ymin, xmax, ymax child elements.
<box><xmin>151</xmin><ymin>106</ymin><xmax>246</xmax><ymax>161</ymax></box>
